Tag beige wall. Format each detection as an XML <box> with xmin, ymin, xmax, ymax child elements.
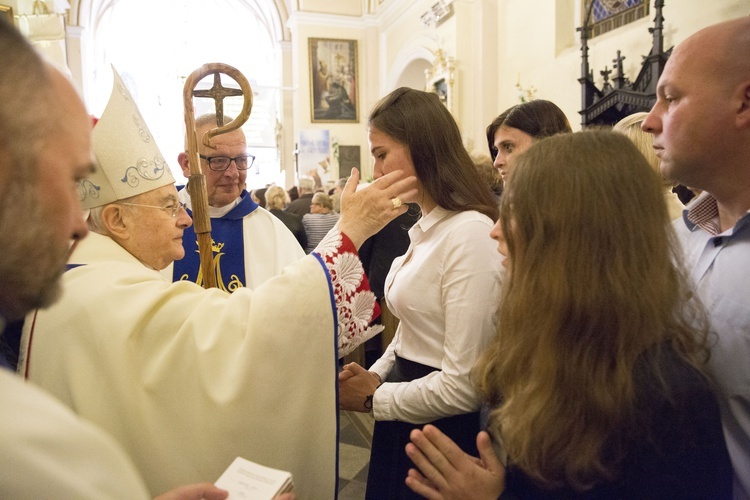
<box><xmin>288</xmin><ymin>14</ymin><xmax>370</xmax><ymax>181</ymax></box>
<box><xmin>380</xmin><ymin>0</ymin><xmax>494</xmax><ymax>149</ymax></box>
<box><xmin>298</xmin><ymin>0</ymin><xmax>363</xmax><ymax>17</ymax></box>
<box><xmin>54</xmin><ymin>0</ymin><xmax>749</xmax><ymax>187</ymax></box>
<box><xmin>490</xmin><ymin>0</ymin><xmax>748</xmax><ymax>133</ymax></box>
<box><xmin>372</xmin><ymin>0</ymin><xmax>746</xmax><ymax>147</ymax></box>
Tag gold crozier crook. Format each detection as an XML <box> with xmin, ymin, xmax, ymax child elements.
<box><xmin>183</xmin><ymin>63</ymin><xmax>254</xmax><ymax>289</ymax></box>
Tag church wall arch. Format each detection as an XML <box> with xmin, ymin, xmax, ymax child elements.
<box><xmin>71</xmin><ymin>0</ymin><xmax>288</xmax><ymax>40</ymax></box>
<box><xmin>386</xmin><ymin>45</ymin><xmax>434</xmax><ymax>91</ymax></box>
<box><xmin>65</xmin><ymin>0</ymin><xmax>295</xmax><ymax>187</ymax></box>
<box><xmin>392</xmin><ymin>58</ymin><xmax>432</xmax><ymax>91</ymax></box>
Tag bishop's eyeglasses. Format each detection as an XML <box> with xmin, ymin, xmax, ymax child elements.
<box><xmin>199</xmin><ymin>154</ymin><xmax>255</xmax><ymax>171</ymax></box>
<box><xmin>118</xmin><ymin>202</ymin><xmax>188</xmax><ymax>218</ymax></box>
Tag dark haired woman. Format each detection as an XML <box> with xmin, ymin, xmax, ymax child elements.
<box><xmin>339</xmin><ymin>88</ymin><xmax>503</xmax><ymax>499</ymax></box>
<box><xmin>486</xmin><ymin>99</ymin><xmax>571</xmax><ymax>185</ymax></box>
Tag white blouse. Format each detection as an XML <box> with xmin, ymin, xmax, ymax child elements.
<box><xmin>370</xmin><ymin>206</ymin><xmax>503</xmax><ymax>423</ymax></box>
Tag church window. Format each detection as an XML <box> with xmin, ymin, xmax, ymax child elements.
<box><xmin>89</xmin><ymin>0</ymin><xmax>283</xmax><ymax>186</ymax></box>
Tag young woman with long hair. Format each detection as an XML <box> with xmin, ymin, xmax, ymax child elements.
<box><xmin>405</xmin><ymin>131</ymin><xmax>732</xmax><ymax>498</ymax></box>
<box><xmin>339</xmin><ymin>87</ymin><xmax>503</xmax><ymax>499</ymax></box>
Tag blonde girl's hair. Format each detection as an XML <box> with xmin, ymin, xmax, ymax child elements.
<box><xmin>311</xmin><ymin>192</ymin><xmax>334</xmax><ymax>210</ymax></box>
<box><xmin>474</xmin><ymin>130</ymin><xmax>708</xmax><ymax>490</ymax></box>
<box><xmin>265</xmin><ymin>185</ymin><xmax>288</xmax><ymax>210</ymax></box>
<box><xmin>613</xmin><ymin>112</ymin><xmax>671</xmax><ymax>187</ymax></box>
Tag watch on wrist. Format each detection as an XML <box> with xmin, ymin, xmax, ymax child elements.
<box><xmin>364</xmin><ymin>381</ymin><xmax>381</xmax><ymax>412</ymax></box>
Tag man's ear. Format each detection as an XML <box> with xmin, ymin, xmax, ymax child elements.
<box><xmin>101</xmin><ymin>204</ymin><xmax>129</xmax><ymax>240</ymax></box>
<box><xmin>177</xmin><ymin>152</ymin><xmax>191</xmax><ymax>178</ymax></box>
<box><xmin>736</xmin><ymin>79</ymin><xmax>750</xmax><ymax>129</ymax></box>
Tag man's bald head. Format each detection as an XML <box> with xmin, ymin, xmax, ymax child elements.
<box><xmin>673</xmin><ymin>17</ymin><xmax>750</xmax><ymax>91</ymax></box>
<box><xmin>642</xmin><ymin>17</ymin><xmax>750</xmax><ymax>200</ymax></box>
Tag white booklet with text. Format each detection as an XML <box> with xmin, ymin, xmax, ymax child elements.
<box><xmin>215</xmin><ymin>456</ymin><xmax>294</xmax><ymax>499</ymax></box>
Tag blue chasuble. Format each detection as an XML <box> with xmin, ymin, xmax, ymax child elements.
<box><xmin>173</xmin><ymin>190</ymin><xmax>258</xmax><ymax>292</ymax></box>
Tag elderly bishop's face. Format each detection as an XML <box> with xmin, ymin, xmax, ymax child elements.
<box><xmin>119</xmin><ymin>185</ymin><xmax>192</xmax><ymax>270</ymax></box>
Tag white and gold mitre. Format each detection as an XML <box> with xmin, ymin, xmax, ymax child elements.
<box><xmin>78</xmin><ymin>67</ymin><xmax>174</xmax><ymax>209</ymax></box>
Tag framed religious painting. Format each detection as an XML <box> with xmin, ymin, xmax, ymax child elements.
<box><xmin>0</xmin><ymin>4</ymin><xmax>14</xmax><ymax>24</ymax></box>
<box><xmin>309</xmin><ymin>38</ymin><xmax>359</xmax><ymax>123</ymax></box>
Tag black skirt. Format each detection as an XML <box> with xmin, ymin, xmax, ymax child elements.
<box><xmin>365</xmin><ymin>355</ymin><xmax>480</xmax><ymax>499</ymax></box>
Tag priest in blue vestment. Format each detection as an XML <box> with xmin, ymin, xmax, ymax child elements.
<box><xmin>165</xmin><ymin>113</ymin><xmax>304</xmax><ymax>291</ymax></box>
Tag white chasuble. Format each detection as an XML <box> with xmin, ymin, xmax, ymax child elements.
<box><xmin>20</xmin><ymin>230</ymin><xmax>379</xmax><ymax>497</ymax></box>
<box><xmin>0</xmin><ymin>370</ymin><xmax>150</xmax><ymax>498</ymax></box>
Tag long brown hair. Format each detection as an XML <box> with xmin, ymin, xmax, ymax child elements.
<box><xmin>475</xmin><ymin>131</ymin><xmax>708</xmax><ymax>490</ymax></box>
<box><xmin>369</xmin><ymin>87</ymin><xmax>498</xmax><ymax>220</ymax></box>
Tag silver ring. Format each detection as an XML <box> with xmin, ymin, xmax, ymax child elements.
<box><xmin>391</xmin><ymin>197</ymin><xmax>403</xmax><ymax>209</ymax></box>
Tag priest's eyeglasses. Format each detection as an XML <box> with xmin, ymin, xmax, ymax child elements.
<box><xmin>199</xmin><ymin>154</ymin><xmax>255</xmax><ymax>171</ymax></box>
<box><xmin>119</xmin><ymin>202</ymin><xmax>188</xmax><ymax>218</ymax></box>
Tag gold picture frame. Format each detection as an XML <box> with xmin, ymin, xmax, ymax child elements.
<box><xmin>425</xmin><ymin>49</ymin><xmax>456</xmax><ymax>116</ymax></box>
<box><xmin>309</xmin><ymin>38</ymin><xmax>359</xmax><ymax>123</ymax></box>
<box><xmin>0</xmin><ymin>4</ymin><xmax>14</xmax><ymax>24</ymax></box>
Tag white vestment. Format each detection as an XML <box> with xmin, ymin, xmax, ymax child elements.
<box><xmin>0</xmin><ymin>369</ymin><xmax>150</xmax><ymax>498</ymax></box>
<box><xmin>19</xmin><ymin>231</ymin><xmax>362</xmax><ymax>498</ymax></box>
